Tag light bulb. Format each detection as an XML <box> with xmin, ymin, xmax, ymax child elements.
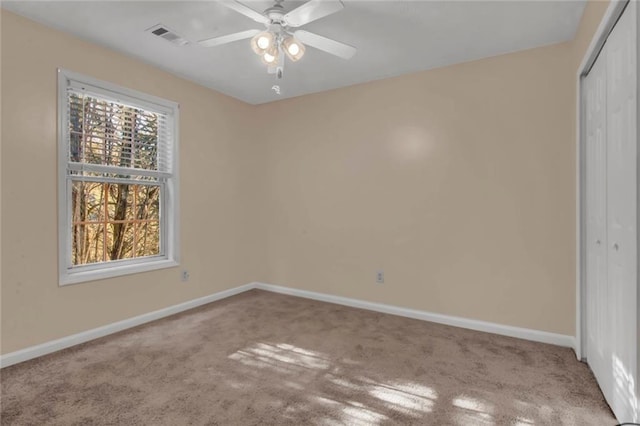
<box><xmin>262</xmin><ymin>44</ymin><xmax>280</xmax><ymax>66</ymax></box>
<box><xmin>257</xmin><ymin>36</ymin><xmax>270</xmax><ymax>50</ymax></box>
<box><xmin>263</xmin><ymin>52</ymin><xmax>276</xmax><ymax>63</ymax></box>
<box><xmin>287</xmin><ymin>43</ymin><xmax>300</xmax><ymax>56</ymax></box>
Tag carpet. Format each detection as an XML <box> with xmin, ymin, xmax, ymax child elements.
<box><xmin>1</xmin><ymin>289</ymin><xmax>615</xmax><ymax>425</ymax></box>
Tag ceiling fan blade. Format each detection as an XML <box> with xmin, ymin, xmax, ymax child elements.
<box><xmin>220</xmin><ymin>0</ymin><xmax>269</xmax><ymax>24</ymax></box>
<box><xmin>284</xmin><ymin>0</ymin><xmax>344</xmax><ymax>27</ymax></box>
<box><xmin>294</xmin><ymin>30</ymin><xmax>356</xmax><ymax>59</ymax></box>
<box><xmin>198</xmin><ymin>29</ymin><xmax>260</xmax><ymax>47</ymax></box>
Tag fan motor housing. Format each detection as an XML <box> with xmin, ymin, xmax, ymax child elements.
<box><xmin>265</xmin><ymin>2</ymin><xmax>286</xmax><ymax>24</ymax></box>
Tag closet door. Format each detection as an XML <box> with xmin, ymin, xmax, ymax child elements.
<box><xmin>605</xmin><ymin>0</ymin><xmax>637</xmax><ymax>420</ymax></box>
<box><xmin>584</xmin><ymin>43</ymin><xmax>610</xmax><ymax>399</ymax></box>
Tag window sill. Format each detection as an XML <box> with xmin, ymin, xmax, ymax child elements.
<box><xmin>60</xmin><ymin>258</ymin><xmax>179</xmax><ymax>286</ymax></box>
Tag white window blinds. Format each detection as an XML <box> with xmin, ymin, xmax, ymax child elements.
<box><xmin>66</xmin><ymin>81</ymin><xmax>175</xmax><ymax>181</ymax></box>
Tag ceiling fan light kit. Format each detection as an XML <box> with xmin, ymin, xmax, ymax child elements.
<box><xmin>198</xmin><ymin>0</ymin><xmax>356</xmax><ymax>80</ymax></box>
<box><xmin>252</xmin><ymin>28</ymin><xmax>305</xmax><ymax>65</ymax></box>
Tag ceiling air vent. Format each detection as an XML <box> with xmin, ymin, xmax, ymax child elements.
<box><xmin>146</xmin><ymin>24</ymin><xmax>189</xmax><ymax>46</ymax></box>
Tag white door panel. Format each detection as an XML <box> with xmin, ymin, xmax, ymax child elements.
<box><xmin>606</xmin><ymin>0</ymin><xmax>638</xmax><ymax>421</ymax></box>
<box><xmin>585</xmin><ymin>42</ymin><xmax>610</xmax><ymax>400</ymax></box>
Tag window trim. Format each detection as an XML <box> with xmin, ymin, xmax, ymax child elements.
<box><xmin>57</xmin><ymin>68</ymin><xmax>180</xmax><ymax>286</ymax></box>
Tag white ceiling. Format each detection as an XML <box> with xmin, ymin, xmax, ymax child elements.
<box><xmin>3</xmin><ymin>1</ymin><xmax>586</xmax><ymax>104</ymax></box>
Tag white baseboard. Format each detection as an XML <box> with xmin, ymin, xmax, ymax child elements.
<box><xmin>254</xmin><ymin>282</ymin><xmax>575</xmax><ymax>349</ymax></box>
<box><xmin>1</xmin><ymin>281</ymin><xmax>575</xmax><ymax>368</ymax></box>
<box><xmin>0</xmin><ymin>283</ymin><xmax>255</xmax><ymax>368</ymax></box>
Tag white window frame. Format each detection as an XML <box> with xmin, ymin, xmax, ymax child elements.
<box><xmin>57</xmin><ymin>69</ymin><xmax>180</xmax><ymax>286</ymax></box>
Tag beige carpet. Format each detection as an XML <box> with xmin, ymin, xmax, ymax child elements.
<box><xmin>1</xmin><ymin>289</ymin><xmax>615</xmax><ymax>425</ymax></box>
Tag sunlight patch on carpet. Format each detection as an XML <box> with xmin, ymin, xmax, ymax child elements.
<box><xmin>228</xmin><ymin>342</ymin><xmax>330</xmax><ymax>374</ymax></box>
<box><xmin>341</xmin><ymin>404</ymin><xmax>388</xmax><ymax>425</ymax></box>
<box><xmin>368</xmin><ymin>381</ymin><xmax>437</xmax><ymax>415</ymax></box>
<box><xmin>452</xmin><ymin>395</ymin><xmax>495</xmax><ymax>425</ymax></box>
<box><xmin>313</xmin><ymin>396</ymin><xmax>388</xmax><ymax>425</ymax></box>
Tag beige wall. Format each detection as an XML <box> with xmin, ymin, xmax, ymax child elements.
<box><xmin>257</xmin><ymin>1</ymin><xmax>608</xmax><ymax>336</ymax></box>
<box><xmin>1</xmin><ymin>2</ymin><xmax>608</xmax><ymax>355</ymax></box>
<box><xmin>0</xmin><ymin>10</ymin><xmax>266</xmax><ymax>354</ymax></box>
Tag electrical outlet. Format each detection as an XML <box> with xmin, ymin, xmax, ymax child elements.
<box><xmin>376</xmin><ymin>270</ymin><xmax>384</xmax><ymax>284</ymax></box>
<box><xmin>181</xmin><ymin>270</ymin><xmax>190</xmax><ymax>282</ymax></box>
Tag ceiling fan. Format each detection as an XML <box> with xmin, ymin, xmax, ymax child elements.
<box><xmin>198</xmin><ymin>0</ymin><xmax>356</xmax><ymax>78</ymax></box>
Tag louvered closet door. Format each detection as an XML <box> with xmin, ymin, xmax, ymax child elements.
<box><xmin>584</xmin><ymin>43</ymin><xmax>610</xmax><ymax>401</ymax></box>
<box><xmin>605</xmin><ymin>0</ymin><xmax>637</xmax><ymax>420</ymax></box>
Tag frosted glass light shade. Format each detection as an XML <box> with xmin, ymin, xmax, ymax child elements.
<box><xmin>251</xmin><ymin>31</ymin><xmax>274</xmax><ymax>55</ymax></box>
<box><xmin>261</xmin><ymin>46</ymin><xmax>279</xmax><ymax>65</ymax></box>
<box><xmin>282</xmin><ymin>36</ymin><xmax>305</xmax><ymax>62</ymax></box>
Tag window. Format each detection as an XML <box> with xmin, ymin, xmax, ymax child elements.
<box><xmin>58</xmin><ymin>69</ymin><xmax>179</xmax><ymax>285</ymax></box>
